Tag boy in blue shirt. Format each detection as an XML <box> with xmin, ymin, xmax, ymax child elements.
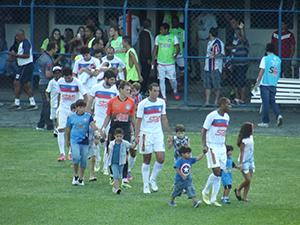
<box><xmin>169</xmin><ymin>146</ymin><xmax>207</xmax><ymax>208</ymax></box>
<box><xmin>66</xmin><ymin>99</ymin><xmax>100</xmax><ymax>186</ymax></box>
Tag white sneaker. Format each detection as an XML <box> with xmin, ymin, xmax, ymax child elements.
<box><xmin>78</xmin><ymin>179</ymin><xmax>85</xmax><ymax>186</ymax></box>
<box><xmin>277</xmin><ymin>115</ymin><xmax>283</xmax><ymax>126</ymax></box>
<box><xmin>112</xmin><ymin>187</ymin><xmax>121</xmax><ymax>194</ymax></box>
<box><xmin>194</xmin><ymin>200</ymin><xmax>202</xmax><ymax>208</ymax></box>
<box><xmin>94</xmin><ymin>161</ymin><xmax>101</xmax><ymax>172</ymax></box>
<box><xmin>211</xmin><ymin>201</ymin><xmax>222</xmax><ymax>207</ymax></box>
<box><xmin>257</xmin><ymin>122</ymin><xmax>269</xmax><ymax>128</ymax></box>
<box><xmin>202</xmin><ymin>190</ymin><xmax>211</xmax><ymax>205</ymax></box>
<box><xmin>72</xmin><ymin>175</ymin><xmax>79</xmax><ymax>185</ymax></box>
<box><xmin>143</xmin><ymin>185</ymin><xmax>151</xmax><ymax>194</ymax></box>
<box><xmin>102</xmin><ymin>169</ymin><xmax>109</xmax><ymax>175</ymax></box>
<box><xmin>149</xmin><ymin>179</ymin><xmax>158</xmax><ymax>192</ymax></box>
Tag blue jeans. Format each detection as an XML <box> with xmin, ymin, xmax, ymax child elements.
<box><xmin>260</xmin><ymin>85</ymin><xmax>281</xmax><ymax>123</ymax></box>
<box><xmin>71</xmin><ymin>143</ymin><xmax>89</xmax><ymax>168</ymax></box>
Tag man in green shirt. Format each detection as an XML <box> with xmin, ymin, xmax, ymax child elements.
<box><xmin>151</xmin><ymin>23</ymin><xmax>180</xmax><ymax>102</ymax></box>
<box><xmin>105</xmin><ymin>25</ymin><xmax>126</xmax><ymax>62</ymax></box>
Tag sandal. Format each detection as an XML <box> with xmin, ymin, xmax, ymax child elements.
<box><xmin>89</xmin><ymin>177</ymin><xmax>97</xmax><ymax>181</ymax></box>
<box><xmin>234</xmin><ymin>188</ymin><xmax>241</xmax><ymax>201</ymax></box>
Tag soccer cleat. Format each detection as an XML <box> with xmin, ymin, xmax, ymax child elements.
<box><xmin>149</xmin><ymin>179</ymin><xmax>158</xmax><ymax>192</ymax></box>
<box><xmin>194</xmin><ymin>200</ymin><xmax>202</xmax><ymax>208</ymax></box>
<box><xmin>211</xmin><ymin>201</ymin><xmax>222</xmax><ymax>207</ymax></box>
<box><xmin>122</xmin><ymin>178</ymin><xmax>129</xmax><ymax>184</ymax></box>
<box><xmin>177</xmin><ymin>77</ymin><xmax>182</xmax><ymax>86</ymax></box>
<box><xmin>102</xmin><ymin>169</ymin><xmax>109</xmax><ymax>175</ymax></box>
<box><xmin>25</xmin><ymin>105</ymin><xmax>38</xmax><ymax>111</ymax></box>
<box><xmin>78</xmin><ymin>179</ymin><xmax>84</xmax><ymax>186</ymax></box>
<box><xmin>36</xmin><ymin>127</ymin><xmax>44</xmax><ymax>131</ymax></box>
<box><xmin>68</xmin><ymin>153</ymin><xmax>72</xmax><ymax>161</ymax></box>
<box><xmin>202</xmin><ymin>191</ymin><xmax>211</xmax><ymax>205</ymax></box>
<box><xmin>257</xmin><ymin>122</ymin><xmax>269</xmax><ymax>128</ymax></box>
<box><xmin>57</xmin><ymin>153</ymin><xmax>66</xmax><ymax>161</ymax></box>
<box><xmin>72</xmin><ymin>175</ymin><xmax>79</xmax><ymax>185</ymax></box>
<box><xmin>143</xmin><ymin>185</ymin><xmax>151</xmax><ymax>194</ymax></box>
<box><xmin>277</xmin><ymin>115</ymin><xmax>283</xmax><ymax>126</ymax></box>
<box><xmin>224</xmin><ymin>198</ymin><xmax>231</xmax><ymax>204</ymax></box>
<box><xmin>109</xmin><ymin>177</ymin><xmax>114</xmax><ymax>185</ymax></box>
<box><xmin>121</xmin><ymin>183</ymin><xmax>131</xmax><ymax>189</ymax></box>
<box><xmin>127</xmin><ymin>171</ymin><xmax>133</xmax><ymax>180</ymax></box>
<box><xmin>174</xmin><ymin>91</ymin><xmax>180</xmax><ymax>100</ymax></box>
<box><xmin>169</xmin><ymin>201</ymin><xmax>177</xmax><ymax>206</ymax></box>
<box><xmin>94</xmin><ymin>161</ymin><xmax>101</xmax><ymax>172</ymax></box>
<box><xmin>8</xmin><ymin>104</ymin><xmax>21</xmax><ymax>111</ymax></box>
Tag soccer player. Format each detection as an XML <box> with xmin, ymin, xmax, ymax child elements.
<box><xmin>151</xmin><ymin>23</ymin><xmax>180</xmax><ymax>102</ymax></box>
<box><xmin>201</xmin><ymin>97</ymin><xmax>231</xmax><ymax>206</ymax></box>
<box><xmin>99</xmin><ymin>80</ymin><xmax>135</xmax><ymax>187</ymax></box>
<box><xmin>86</xmin><ymin>69</ymin><xmax>119</xmax><ymax>174</ymax></box>
<box><xmin>134</xmin><ymin>83</ymin><xmax>173</xmax><ymax>193</ymax></box>
<box><xmin>56</xmin><ymin>68</ymin><xmax>88</xmax><ymax>161</ymax></box>
<box><xmin>72</xmin><ymin>46</ymin><xmax>101</xmax><ymax>96</ymax></box>
<box><xmin>105</xmin><ymin>25</ymin><xmax>126</xmax><ymax>62</ymax></box>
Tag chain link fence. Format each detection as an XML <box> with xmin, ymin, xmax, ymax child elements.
<box><xmin>0</xmin><ymin>0</ymin><xmax>299</xmax><ymax>107</ymax></box>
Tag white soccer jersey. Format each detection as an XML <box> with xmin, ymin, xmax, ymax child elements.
<box><xmin>46</xmin><ymin>78</ymin><xmax>59</xmax><ymax>109</ymax></box>
<box><xmin>73</xmin><ymin>56</ymin><xmax>100</xmax><ymax>91</ymax></box>
<box><xmin>204</xmin><ymin>37</ymin><xmax>225</xmax><ymax>73</ymax></box>
<box><xmin>101</xmin><ymin>55</ymin><xmax>125</xmax><ymax>69</ymax></box>
<box><xmin>238</xmin><ymin>135</ymin><xmax>254</xmax><ymax>163</ymax></box>
<box><xmin>203</xmin><ymin>110</ymin><xmax>230</xmax><ymax>146</ymax></box>
<box><xmin>136</xmin><ymin>98</ymin><xmax>166</xmax><ymax>133</ymax></box>
<box><xmin>57</xmin><ymin>77</ymin><xmax>87</xmax><ymax>112</ymax></box>
<box><xmin>90</xmin><ymin>80</ymin><xmax>119</xmax><ymax>126</ymax></box>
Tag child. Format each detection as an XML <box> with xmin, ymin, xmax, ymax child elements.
<box><xmin>66</xmin><ymin>99</ymin><xmax>100</xmax><ymax>186</ymax></box>
<box><xmin>221</xmin><ymin>144</ymin><xmax>239</xmax><ymax>204</ymax></box>
<box><xmin>169</xmin><ymin>146</ymin><xmax>207</xmax><ymax>208</ymax></box>
<box><xmin>235</xmin><ymin>122</ymin><xmax>255</xmax><ymax>202</ymax></box>
<box><xmin>167</xmin><ymin>124</ymin><xmax>190</xmax><ymax>163</ymax></box>
<box><xmin>45</xmin><ymin>66</ymin><xmax>62</xmax><ymax>137</ymax></box>
<box><xmin>108</xmin><ymin>128</ymin><xmax>137</xmax><ymax>194</ymax></box>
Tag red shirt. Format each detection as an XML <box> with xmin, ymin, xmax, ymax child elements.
<box><xmin>271</xmin><ymin>29</ymin><xmax>295</xmax><ymax>58</ymax></box>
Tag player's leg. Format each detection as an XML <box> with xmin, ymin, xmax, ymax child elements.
<box><xmin>158</xmin><ymin>65</ymin><xmax>167</xmax><ymax>99</ymax></box>
<box><xmin>57</xmin><ymin>110</ymin><xmax>71</xmax><ymax>161</ymax></box>
<box><xmin>167</xmin><ymin>65</ymin><xmax>179</xmax><ymax>100</ymax></box>
<box><xmin>88</xmin><ymin>144</ymin><xmax>97</xmax><ymax>181</ymax></box>
<box><xmin>142</xmin><ymin>153</ymin><xmax>151</xmax><ymax>193</ymax></box>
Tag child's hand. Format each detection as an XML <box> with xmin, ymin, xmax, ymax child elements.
<box><xmin>239</xmin><ymin>165</ymin><xmax>243</xmax><ymax>171</ymax></box>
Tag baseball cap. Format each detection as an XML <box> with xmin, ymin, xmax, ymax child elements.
<box><xmin>53</xmin><ymin>66</ymin><xmax>62</xmax><ymax>73</ymax></box>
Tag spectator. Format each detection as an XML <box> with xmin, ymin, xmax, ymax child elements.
<box><xmin>231</xmin><ymin>23</ymin><xmax>249</xmax><ymax>105</ymax></box>
<box><xmin>271</xmin><ymin>20</ymin><xmax>295</xmax><ymax>78</ymax></box>
<box><xmin>118</xmin><ymin>10</ymin><xmax>140</xmax><ymax>50</ymax></box>
<box><xmin>203</xmin><ymin>27</ymin><xmax>225</xmax><ymax>107</ymax></box>
<box><xmin>151</xmin><ymin>23</ymin><xmax>180</xmax><ymax>102</ymax></box>
<box><xmin>8</xmin><ymin>29</ymin><xmax>38</xmax><ymax>111</ymax></box>
<box><xmin>122</xmin><ymin>36</ymin><xmax>143</xmax><ymax>83</ymax></box>
<box><xmin>68</xmin><ymin>26</ymin><xmax>85</xmax><ymax>59</ymax></box>
<box><xmin>36</xmin><ymin>42</ymin><xmax>58</xmax><ymax>130</ymax></box>
<box><xmin>84</xmin><ymin>25</ymin><xmax>95</xmax><ymax>48</ymax></box>
<box><xmin>87</xmin><ymin>17</ymin><xmax>108</xmax><ymax>44</ymax></box>
<box><xmin>139</xmin><ymin>18</ymin><xmax>154</xmax><ymax>96</ymax></box>
<box><xmin>254</xmin><ymin>43</ymin><xmax>283</xmax><ymax>128</ymax></box>
<box><xmin>105</xmin><ymin>25</ymin><xmax>126</xmax><ymax>62</ymax></box>
<box><xmin>62</xmin><ymin>28</ymin><xmax>74</xmax><ymax>67</ymax></box>
<box><xmin>93</xmin><ymin>48</ymin><xmax>103</xmax><ymax>64</ymax></box>
<box><xmin>41</xmin><ymin>28</ymin><xmax>65</xmax><ymax>66</ymax></box>
<box><xmin>90</xmin><ymin>37</ymin><xmax>104</xmax><ymax>57</ymax></box>
<box><xmin>196</xmin><ymin>10</ymin><xmax>218</xmax><ymax>74</ymax></box>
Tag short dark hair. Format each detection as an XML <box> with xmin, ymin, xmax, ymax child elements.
<box><xmin>226</xmin><ymin>144</ymin><xmax>234</xmax><ymax>153</ymax></box>
<box><xmin>92</xmin><ymin>37</ymin><xmax>103</xmax><ymax>47</ymax></box>
<box><xmin>131</xmin><ymin>82</ymin><xmax>141</xmax><ymax>91</ymax></box>
<box><xmin>172</xmin><ymin>16</ymin><xmax>179</xmax><ymax>23</ymax></box>
<box><xmin>114</xmin><ymin>127</ymin><xmax>124</xmax><ymax>135</ymax></box>
<box><xmin>175</xmin><ymin>124</ymin><xmax>185</xmax><ymax>133</ymax></box>
<box><xmin>218</xmin><ymin>97</ymin><xmax>229</xmax><ymax>107</ymax></box>
<box><xmin>143</xmin><ymin>19</ymin><xmax>151</xmax><ymax>29</ymax></box>
<box><xmin>110</xmin><ymin>25</ymin><xmax>119</xmax><ymax>33</ymax></box>
<box><xmin>70</xmin><ymin>103</ymin><xmax>76</xmax><ymax>111</ymax></box>
<box><xmin>148</xmin><ymin>83</ymin><xmax>159</xmax><ymax>91</ymax></box>
<box><xmin>209</xmin><ymin>27</ymin><xmax>218</xmax><ymax>37</ymax></box>
<box><xmin>160</xmin><ymin>23</ymin><xmax>170</xmax><ymax>31</ymax></box>
<box><xmin>62</xmin><ymin>67</ymin><xmax>72</xmax><ymax>76</ymax></box>
<box><xmin>119</xmin><ymin>80</ymin><xmax>131</xmax><ymax>90</ymax></box>
<box><xmin>46</xmin><ymin>42</ymin><xmax>57</xmax><ymax>51</ymax></box>
<box><xmin>104</xmin><ymin>70</ymin><xmax>117</xmax><ymax>80</ymax></box>
<box><xmin>94</xmin><ymin>48</ymin><xmax>102</xmax><ymax>55</ymax></box>
<box><xmin>178</xmin><ymin>146</ymin><xmax>191</xmax><ymax>155</ymax></box>
<box><xmin>80</xmin><ymin>45</ymin><xmax>91</xmax><ymax>55</ymax></box>
<box><xmin>86</xmin><ymin>25</ymin><xmax>95</xmax><ymax>34</ymax></box>
<box><xmin>75</xmin><ymin>99</ymin><xmax>86</xmax><ymax>107</ymax></box>
<box><xmin>122</xmin><ymin>36</ymin><xmax>131</xmax><ymax>46</ymax></box>
<box><xmin>115</xmin><ymin>80</ymin><xmax>122</xmax><ymax>89</ymax></box>
<box><xmin>266</xmin><ymin>43</ymin><xmax>276</xmax><ymax>53</ymax></box>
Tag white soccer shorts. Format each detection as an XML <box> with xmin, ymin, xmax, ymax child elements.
<box><xmin>139</xmin><ymin>131</ymin><xmax>165</xmax><ymax>154</ymax></box>
<box><xmin>205</xmin><ymin>144</ymin><xmax>227</xmax><ymax>170</ymax></box>
<box><xmin>157</xmin><ymin>64</ymin><xmax>176</xmax><ymax>80</ymax></box>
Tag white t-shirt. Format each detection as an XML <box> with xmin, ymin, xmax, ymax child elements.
<box><xmin>72</xmin><ymin>56</ymin><xmax>101</xmax><ymax>91</ymax></box>
<box><xmin>57</xmin><ymin>77</ymin><xmax>87</xmax><ymax>112</ymax></box>
<box><xmin>101</xmin><ymin>55</ymin><xmax>126</xmax><ymax>70</ymax></box>
<box><xmin>46</xmin><ymin>78</ymin><xmax>59</xmax><ymax>109</ymax></box>
<box><xmin>17</xmin><ymin>39</ymin><xmax>33</xmax><ymax>66</ymax></box>
<box><xmin>136</xmin><ymin>98</ymin><xmax>166</xmax><ymax>133</ymax></box>
<box><xmin>238</xmin><ymin>135</ymin><xmax>254</xmax><ymax>163</ymax></box>
<box><xmin>89</xmin><ymin>80</ymin><xmax>119</xmax><ymax>126</ymax></box>
<box><xmin>119</xmin><ymin>15</ymin><xmax>140</xmax><ymax>46</ymax></box>
<box><xmin>197</xmin><ymin>13</ymin><xmax>218</xmax><ymax>40</ymax></box>
<box><xmin>203</xmin><ymin>110</ymin><xmax>230</xmax><ymax>147</ymax></box>
<box><xmin>204</xmin><ymin>38</ymin><xmax>225</xmax><ymax>73</ymax></box>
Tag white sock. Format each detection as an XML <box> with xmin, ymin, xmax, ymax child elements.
<box><xmin>58</xmin><ymin>132</ymin><xmax>65</xmax><ymax>155</ymax></box>
<box><xmin>159</xmin><ymin>78</ymin><xmax>166</xmax><ymax>98</ymax></box>
<box><xmin>169</xmin><ymin>79</ymin><xmax>177</xmax><ymax>93</ymax></box>
<box><xmin>150</xmin><ymin>161</ymin><xmax>163</xmax><ymax>181</ymax></box>
<box><xmin>128</xmin><ymin>155</ymin><xmax>136</xmax><ymax>172</ymax></box>
<box><xmin>15</xmin><ymin>99</ymin><xmax>20</xmax><ymax>105</ymax></box>
<box><xmin>29</xmin><ymin>97</ymin><xmax>36</xmax><ymax>105</ymax></box>
<box><xmin>68</xmin><ymin>148</ymin><xmax>71</xmax><ymax>155</ymax></box>
<box><xmin>103</xmin><ymin>146</ymin><xmax>109</xmax><ymax>170</ymax></box>
<box><xmin>211</xmin><ymin>176</ymin><xmax>221</xmax><ymax>202</ymax></box>
<box><xmin>203</xmin><ymin>173</ymin><xmax>218</xmax><ymax>194</ymax></box>
<box><xmin>142</xmin><ymin>163</ymin><xmax>150</xmax><ymax>187</ymax></box>
<box><xmin>95</xmin><ymin>145</ymin><xmax>101</xmax><ymax>162</ymax></box>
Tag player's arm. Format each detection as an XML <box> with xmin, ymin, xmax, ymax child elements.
<box><xmin>130</xmin><ymin>114</ymin><xmax>136</xmax><ymax>130</ymax></box>
<box><xmin>239</xmin><ymin>143</ymin><xmax>245</xmax><ymax>171</ymax></box>
<box><xmin>187</xmin><ymin>137</ymin><xmax>190</xmax><ymax>147</ymax></box>
<box><xmin>167</xmin><ymin>136</ymin><xmax>174</xmax><ymax>149</ymax></box>
<box><xmin>83</xmin><ymin>94</ymin><xmax>88</xmax><ymax>103</ymax></box>
<box><xmin>134</xmin><ymin>118</ymin><xmax>142</xmax><ymax>144</ymax></box>
<box><xmin>100</xmin><ymin>114</ymin><xmax>111</xmax><ymax>138</ymax></box>
<box><xmin>175</xmin><ymin>167</ymin><xmax>186</xmax><ymax>180</ymax></box>
<box><xmin>57</xmin><ymin>93</ymin><xmax>61</xmax><ymax>108</ymax></box>
<box><xmin>66</xmin><ymin>126</ymin><xmax>71</xmax><ymax>148</ymax></box>
<box><xmin>173</xmin><ymin>44</ymin><xmax>180</xmax><ymax>59</ymax></box>
<box><xmin>151</xmin><ymin>45</ymin><xmax>158</xmax><ymax>65</ymax></box>
<box><xmin>161</xmin><ymin>115</ymin><xmax>172</xmax><ymax>141</ymax></box>
<box><xmin>45</xmin><ymin>91</ymin><xmax>50</xmax><ymax>103</ymax></box>
<box><xmin>201</xmin><ymin>128</ymin><xmax>208</xmax><ymax>152</ymax></box>
<box><xmin>86</xmin><ymin>95</ymin><xmax>95</xmax><ymax>113</ymax></box>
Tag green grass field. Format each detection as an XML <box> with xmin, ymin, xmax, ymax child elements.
<box><xmin>0</xmin><ymin>128</ymin><xmax>299</xmax><ymax>224</ymax></box>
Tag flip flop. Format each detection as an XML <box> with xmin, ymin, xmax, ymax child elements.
<box><xmin>235</xmin><ymin>188</ymin><xmax>241</xmax><ymax>201</ymax></box>
<box><xmin>89</xmin><ymin>177</ymin><xmax>97</xmax><ymax>181</ymax></box>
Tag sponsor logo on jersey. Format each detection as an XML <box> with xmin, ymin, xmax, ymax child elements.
<box><xmin>147</xmin><ymin>115</ymin><xmax>161</xmax><ymax>123</ymax></box>
<box><xmin>126</xmin><ymin>104</ymin><xmax>131</xmax><ymax>110</ymax></box>
<box><xmin>61</xmin><ymin>94</ymin><xmax>76</xmax><ymax>101</ymax></box>
<box><xmin>114</xmin><ymin>113</ymin><xmax>129</xmax><ymax>122</ymax></box>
